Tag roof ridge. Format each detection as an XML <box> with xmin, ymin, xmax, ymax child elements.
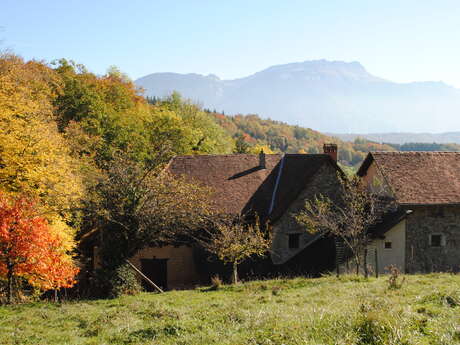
<box><xmin>171</xmin><ymin>153</ymin><xmax>283</xmax><ymax>159</ymax></box>
<box><xmin>171</xmin><ymin>153</ymin><xmax>333</xmax><ymax>159</ymax></box>
<box><xmin>372</xmin><ymin>151</ymin><xmax>460</xmax><ymax>154</ymax></box>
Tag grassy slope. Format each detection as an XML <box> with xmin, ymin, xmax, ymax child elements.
<box><xmin>1</xmin><ymin>274</ymin><xmax>460</xmax><ymax>345</ymax></box>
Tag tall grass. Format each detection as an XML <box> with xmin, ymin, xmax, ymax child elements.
<box><xmin>0</xmin><ymin>274</ymin><xmax>459</xmax><ymax>344</ymax></box>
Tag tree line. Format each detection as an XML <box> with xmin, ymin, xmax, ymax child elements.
<box><xmin>210</xmin><ymin>113</ymin><xmax>395</xmax><ymax>167</ymax></box>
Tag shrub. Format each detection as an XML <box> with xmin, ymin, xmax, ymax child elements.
<box><xmin>386</xmin><ymin>265</ymin><xmax>405</xmax><ymax>290</ymax></box>
<box><xmin>354</xmin><ymin>313</ymin><xmax>392</xmax><ymax>345</ymax></box>
<box><xmin>271</xmin><ymin>286</ymin><xmax>282</xmax><ymax>296</ymax></box>
<box><xmin>108</xmin><ymin>264</ymin><xmax>143</xmax><ymax>298</ymax></box>
<box><xmin>209</xmin><ymin>275</ymin><xmax>223</xmax><ymax>291</ymax></box>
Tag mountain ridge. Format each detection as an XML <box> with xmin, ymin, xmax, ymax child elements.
<box><xmin>331</xmin><ymin>132</ymin><xmax>460</xmax><ymax>145</ymax></box>
<box><xmin>136</xmin><ymin>60</ymin><xmax>460</xmax><ymax>133</ymax></box>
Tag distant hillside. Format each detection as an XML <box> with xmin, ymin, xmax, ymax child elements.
<box><xmin>207</xmin><ymin>111</ymin><xmax>395</xmax><ymax>167</ymax></box>
<box><xmin>136</xmin><ymin>60</ymin><xmax>460</xmax><ymax>133</ymax></box>
<box><xmin>331</xmin><ymin>132</ymin><xmax>460</xmax><ymax>145</ymax></box>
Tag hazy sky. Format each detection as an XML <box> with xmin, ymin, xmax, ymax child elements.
<box><xmin>2</xmin><ymin>0</ymin><xmax>460</xmax><ymax>87</ymax></box>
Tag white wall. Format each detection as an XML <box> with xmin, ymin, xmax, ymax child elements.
<box><xmin>369</xmin><ymin>219</ymin><xmax>406</xmax><ymax>274</ymax></box>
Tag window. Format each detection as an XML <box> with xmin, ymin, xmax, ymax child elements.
<box><xmin>430</xmin><ymin>234</ymin><xmax>444</xmax><ymax>247</ymax></box>
<box><xmin>384</xmin><ymin>241</ymin><xmax>392</xmax><ymax>249</ymax></box>
<box><xmin>288</xmin><ymin>234</ymin><xmax>300</xmax><ymax>249</ymax></box>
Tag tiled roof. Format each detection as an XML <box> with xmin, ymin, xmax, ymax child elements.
<box><xmin>358</xmin><ymin>152</ymin><xmax>460</xmax><ymax>205</ymax></box>
<box><xmin>167</xmin><ymin>153</ymin><xmax>336</xmax><ymax>221</ymax></box>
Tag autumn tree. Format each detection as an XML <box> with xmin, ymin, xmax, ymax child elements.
<box><xmin>234</xmin><ymin>134</ymin><xmax>250</xmax><ymax>153</ymax></box>
<box><xmin>196</xmin><ymin>215</ymin><xmax>271</xmax><ymax>284</ymax></box>
<box><xmin>211</xmin><ymin>112</ymin><xmax>396</xmax><ymax>167</ymax></box>
<box><xmin>95</xmin><ymin>153</ymin><xmax>212</xmax><ymax>271</ymax></box>
<box><xmin>0</xmin><ymin>53</ymin><xmax>84</xmax><ymax>252</ymax></box>
<box><xmin>248</xmin><ymin>144</ymin><xmax>274</xmax><ymax>154</ymax></box>
<box><xmin>52</xmin><ymin>59</ymin><xmax>153</xmax><ymax>164</ymax></box>
<box><xmin>0</xmin><ymin>193</ymin><xmax>79</xmax><ymax>303</ymax></box>
<box><xmin>296</xmin><ymin>175</ymin><xmax>396</xmax><ymax>277</ymax></box>
<box><xmin>156</xmin><ymin>92</ymin><xmax>234</xmax><ymax>154</ymax></box>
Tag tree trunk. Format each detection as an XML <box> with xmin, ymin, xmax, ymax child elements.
<box><xmin>375</xmin><ymin>249</ymin><xmax>379</xmax><ymax>278</ymax></box>
<box><xmin>355</xmin><ymin>255</ymin><xmax>360</xmax><ymax>275</ymax></box>
<box><xmin>364</xmin><ymin>248</ymin><xmax>368</xmax><ymax>278</ymax></box>
<box><xmin>232</xmin><ymin>262</ymin><xmax>238</xmax><ymax>284</ymax></box>
<box><xmin>6</xmin><ymin>262</ymin><xmax>13</xmax><ymax>304</ymax></box>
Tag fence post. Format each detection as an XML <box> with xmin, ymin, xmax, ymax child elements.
<box><xmin>364</xmin><ymin>248</ymin><xmax>368</xmax><ymax>278</ymax></box>
<box><xmin>375</xmin><ymin>248</ymin><xmax>379</xmax><ymax>278</ymax></box>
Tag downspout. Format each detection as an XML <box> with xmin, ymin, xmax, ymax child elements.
<box><xmin>268</xmin><ymin>154</ymin><xmax>285</xmax><ymax>215</ymax></box>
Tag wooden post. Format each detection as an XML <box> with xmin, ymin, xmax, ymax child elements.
<box><xmin>364</xmin><ymin>248</ymin><xmax>368</xmax><ymax>278</ymax></box>
<box><xmin>125</xmin><ymin>260</ymin><xmax>164</xmax><ymax>293</ymax></box>
<box><xmin>375</xmin><ymin>248</ymin><xmax>379</xmax><ymax>278</ymax></box>
<box><xmin>335</xmin><ymin>238</ymin><xmax>343</xmax><ymax>277</ymax></box>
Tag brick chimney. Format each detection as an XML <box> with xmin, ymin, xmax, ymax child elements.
<box><xmin>259</xmin><ymin>149</ymin><xmax>266</xmax><ymax>169</ymax></box>
<box><xmin>323</xmin><ymin>143</ymin><xmax>338</xmax><ymax>162</ymax></box>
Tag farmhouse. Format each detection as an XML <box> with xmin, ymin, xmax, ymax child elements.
<box><xmin>124</xmin><ymin>145</ymin><xmax>343</xmax><ymax>289</ymax></box>
<box><xmin>358</xmin><ymin>151</ymin><xmax>460</xmax><ymax>273</ymax></box>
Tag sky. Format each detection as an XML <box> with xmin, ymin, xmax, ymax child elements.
<box><xmin>2</xmin><ymin>0</ymin><xmax>460</xmax><ymax>87</ymax></box>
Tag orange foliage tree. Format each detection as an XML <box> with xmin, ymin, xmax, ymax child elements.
<box><xmin>0</xmin><ymin>193</ymin><xmax>79</xmax><ymax>303</ymax></box>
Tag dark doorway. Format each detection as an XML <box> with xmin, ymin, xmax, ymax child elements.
<box><xmin>140</xmin><ymin>258</ymin><xmax>168</xmax><ymax>291</ymax></box>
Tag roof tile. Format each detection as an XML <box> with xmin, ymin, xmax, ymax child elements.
<box><xmin>167</xmin><ymin>153</ymin><xmax>334</xmax><ymax>220</ymax></box>
<box><xmin>370</xmin><ymin>152</ymin><xmax>460</xmax><ymax>205</ymax></box>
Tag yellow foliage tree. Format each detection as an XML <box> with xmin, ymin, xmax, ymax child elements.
<box><xmin>0</xmin><ymin>53</ymin><xmax>84</xmax><ymax>248</ymax></box>
<box><xmin>249</xmin><ymin>144</ymin><xmax>274</xmax><ymax>154</ymax></box>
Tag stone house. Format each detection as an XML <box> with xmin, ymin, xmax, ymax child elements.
<box><xmin>358</xmin><ymin>151</ymin><xmax>460</xmax><ymax>273</ymax></box>
<box><xmin>122</xmin><ymin>145</ymin><xmax>343</xmax><ymax>290</ymax></box>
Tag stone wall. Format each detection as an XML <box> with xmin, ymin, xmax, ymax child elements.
<box><xmin>271</xmin><ymin>163</ymin><xmax>342</xmax><ymax>265</ymax></box>
<box><xmin>405</xmin><ymin>205</ymin><xmax>460</xmax><ymax>273</ymax></box>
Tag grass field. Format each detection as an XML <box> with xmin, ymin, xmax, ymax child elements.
<box><xmin>1</xmin><ymin>274</ymin><xmax>460</xmax><ymax>345</ymax></box>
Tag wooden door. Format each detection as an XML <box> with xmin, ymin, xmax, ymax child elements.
<box><xmin>140</xmin><ymin>258</ymin><xmax>168</xmax><ymax>291</ymax></box>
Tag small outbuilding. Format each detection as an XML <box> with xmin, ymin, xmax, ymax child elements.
<box><xmin>358</xmin><ymin>151</ymin><xmax>460</xmax><ymax>273</ymax></box>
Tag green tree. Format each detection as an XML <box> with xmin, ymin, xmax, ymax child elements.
<box><xmin>234</xmin><ymin>134</ymin><xmax>250</xmax><ymax>153</ymax></box>
<box><xmin>157</xmin><ymin>92</ymin><xmax>233</xmax><ymax>154</ymax></box>
<box><xmin>196</xmin><ymin>215</ymin><xmax>271</xmax><ymax>284</ymax></box>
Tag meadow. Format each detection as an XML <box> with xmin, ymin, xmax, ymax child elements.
<box><xmin>1</xmin><ymin>274</ymin><xmax>460</xmax><ymax>345</ymax></box>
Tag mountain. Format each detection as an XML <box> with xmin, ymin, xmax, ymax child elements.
<box><xmin>135</xmin><ymin>60</ymin><xmax>460</xmax><ymax>133</ymax></box>
<box><xmin>330</xmin><ymin>132</ymin><xmax>460</xmax><ymax>145</ymax></box>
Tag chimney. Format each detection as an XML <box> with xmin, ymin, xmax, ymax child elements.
<box><xmin>259</xmin><ymin>149</ymin><xmax>266</xmax><ymax>169</ymax></box>
<box><xmin>323</xmin><ymin>143</ymin><xmax>338</xmax><ymax>162</ymax></box>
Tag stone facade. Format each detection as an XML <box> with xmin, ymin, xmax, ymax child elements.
<box><xmin>271</xmin><ymin>163</ymin><xmax>342</xmax><ymax>264</ymax></box>
<box><xmin>405</xmin><ymin>205</ymin><xmax>460</xmax><ymax>273</ymax></box>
